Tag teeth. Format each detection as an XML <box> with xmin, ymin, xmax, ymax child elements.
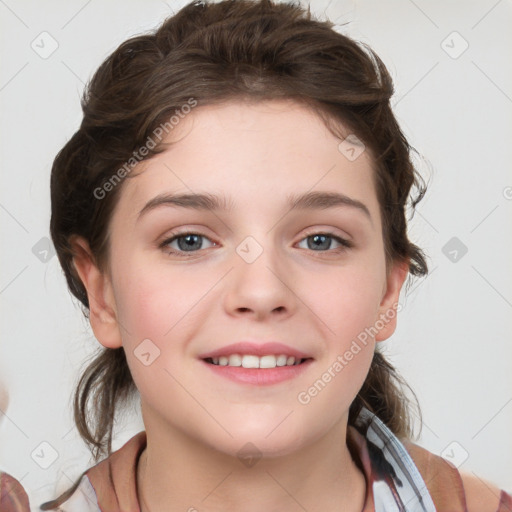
<box><xmin>228</xmin><ymin>354</ymin><xmax>242</xmax><ymax>366</ymax></box>
<box><xmin>207</xmin><ymin>354</ymin><xmax>305</xmax><ymax>368</ymax></box>
<box><xmin>260</xmin><ymin>355</ymin><xmax>277</xmax><ymax>369</ymax></box>
<box><xmin>242</xmin><ymin>355</ymin><xmax>260</xmax><ymax>368</ymax></box>
<box><xmin>276</xmin><ymin>355</ymin><xmax>287</xmax><ymax>366</ymax></box>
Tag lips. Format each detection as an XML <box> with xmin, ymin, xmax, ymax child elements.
<box><xmin>198</xmin><ymin>342</ymin><xmax>314</xmax><ymax>385</ymax></box>
<box><xmin>198</xmin><ymin>341</ymin><xmax>312</xmax><ymax>361</ymax></box>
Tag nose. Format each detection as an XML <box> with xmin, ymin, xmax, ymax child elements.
<box><xmin>223</xmin><ymin>239</ymin><xmax>297</xmax><ymax>322</ymax></box>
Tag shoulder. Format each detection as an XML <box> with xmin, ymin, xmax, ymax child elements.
<box><xmin>0</xmin><ymin>471</ymin><xmax>30</xmax><ymax>511</ymax></box>
<box><xmin>459</xmin><ymin>470</ymin><xmax>510</xmax><ymax>512</ymax></box>
<box><xmin>401</xmin><ymin>440</ymin><xmax>511</xmax><ymax>512</ymax></box>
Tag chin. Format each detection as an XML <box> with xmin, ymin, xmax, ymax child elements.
<box><xmin>211</xmin><ymin>418</ymin><xmax>310</xmax><ymax>459</ymax></box>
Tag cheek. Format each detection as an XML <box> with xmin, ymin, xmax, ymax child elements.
<box><xmin>114</xmin><ymin>258</ymin><xmax>211</xmax><ymax>342</ymax></box>
<box><xmin>308</xmin><ymin>259</ymin><xmax>385</xmax><ymax>346</ymax></box>
<box><xmin>295</xmin><ymin>259</ymin><xmax>384</xmax><ymax>398</ymax></box>
<box><xmin>294</xmin><ymin>267</ymin><xmax>381</xmax><ymax>425</ymax></box>
<box><xmin>112</xmin><ymin>259</ymin><xmax>218</xmax><ymax>392</ymax></box>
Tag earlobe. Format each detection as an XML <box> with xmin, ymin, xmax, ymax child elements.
<box><xmin>71</xmin><ymin>236</ymin><xmax>123</xmax><ymax>349</ymax></box>
<box><xmin>375</xmin><ymin>260</ymin><xmax>409</xmax><ymax>342</ymax></box>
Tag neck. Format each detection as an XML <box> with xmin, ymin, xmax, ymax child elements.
<box><xmin>137</xmin><ymin>412</ymin><xmax>366</xmax><ymax>512</ymax></box>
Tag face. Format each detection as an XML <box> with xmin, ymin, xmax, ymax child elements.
<box><xmin>75</xmin><ymin>99</ymin><xmax>407</xmax><ymax>458</ymax></box>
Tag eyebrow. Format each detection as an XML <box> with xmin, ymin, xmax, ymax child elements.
<box><xmin>137</xmin><ymin>190</ymin><xmax>372</xmax><ymax>223</ymax></box>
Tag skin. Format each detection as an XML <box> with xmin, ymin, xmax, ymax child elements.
<box><xmin>73</xmin><ymin>99</ymin><xmax>410</xmax><ymax>511</ymax></box>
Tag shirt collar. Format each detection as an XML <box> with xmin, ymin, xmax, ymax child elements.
<box><xmin>82</xmin><ymin>407</ymin><xmax>435</xmax><ymax>512</ymax></box>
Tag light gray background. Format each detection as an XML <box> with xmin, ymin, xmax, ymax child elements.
<box><xmin>1</xmin><ymin>0</ymin><xmax>511</xmax><ymax>508</ymax></box>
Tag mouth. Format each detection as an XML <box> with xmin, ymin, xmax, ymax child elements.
<box><xmin>203</xmin><ymin>354</ymin><xmax>312</xmax><ymax>368</ymax></box>
<box><xmin>198</xmin><ymin>342</ymin><xmax>314</xmax><ymax>385</ymax></box>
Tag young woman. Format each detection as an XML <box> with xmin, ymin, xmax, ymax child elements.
<box><xmin>1</xmin><ymin>0</ymin><xmax>510</xmax><ymax>510</ymax></box>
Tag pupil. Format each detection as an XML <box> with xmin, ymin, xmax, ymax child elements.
<box><xmin>179</xmin><ymin>234</ymin><xmax>201</xmax><ymax>251</ymax></box>
<box><xmin>310</xmin><ymin>234</ymin><xmax>330</xmax><ymax>250</ymax></box>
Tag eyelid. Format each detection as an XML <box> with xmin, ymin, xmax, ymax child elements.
<box><xmin>299</xmin><ymin>226</ymin><xmax>353</xmax><ymax>245</ymax></box>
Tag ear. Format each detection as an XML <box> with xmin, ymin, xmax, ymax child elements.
<box><xmin>70</xmin><ymin>236</ymin><xmax>123</xmax><ymax>349</ymax></box>
<box><xmin>375</xmin><ymin>259</ymin><xmax>409</xmax><ymax>342</ymax></box>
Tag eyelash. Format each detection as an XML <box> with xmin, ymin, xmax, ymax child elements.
<box><xmin>159</xmin><ymin>230</ymin><xmax>353</xmax><ymax>257</ymax></box>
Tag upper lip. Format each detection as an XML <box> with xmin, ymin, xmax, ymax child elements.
<box><xmin>198</xmin><ymin>342</ymin><xmax>313</xmax><ymax>360</ymax></box>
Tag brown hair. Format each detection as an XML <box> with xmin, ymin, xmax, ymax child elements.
<box><xmin>43</xmin><ymin>0</ymin><xmax>427</xmax><ymax>507</ymax></box>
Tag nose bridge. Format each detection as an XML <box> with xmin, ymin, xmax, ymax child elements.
<box><xmin>225</xmin><ymin>233</ymin><xmax>294</xmax><ymax>317</ymax></box>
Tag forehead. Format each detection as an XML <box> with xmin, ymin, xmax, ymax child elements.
<box><xmin>116</xmin><ymin>99</ymin><xmax>379</xmax><ymax>220</ymax></box>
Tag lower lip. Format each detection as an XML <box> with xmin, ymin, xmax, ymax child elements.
<box><xmin>201</xmin><ymin>359</ymin><xmax>314</xmax><ymax>385</ymax></box>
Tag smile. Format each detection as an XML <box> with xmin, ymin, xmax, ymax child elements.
<box><xmin>204</xmin><ymin>354</ymin><xmax>310</xmax><ymax>368</ymax></box>
<box><xmin>201</xmin><ymin>356</ymin><xmax>313</xmax><ymax>386</ymax></box>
